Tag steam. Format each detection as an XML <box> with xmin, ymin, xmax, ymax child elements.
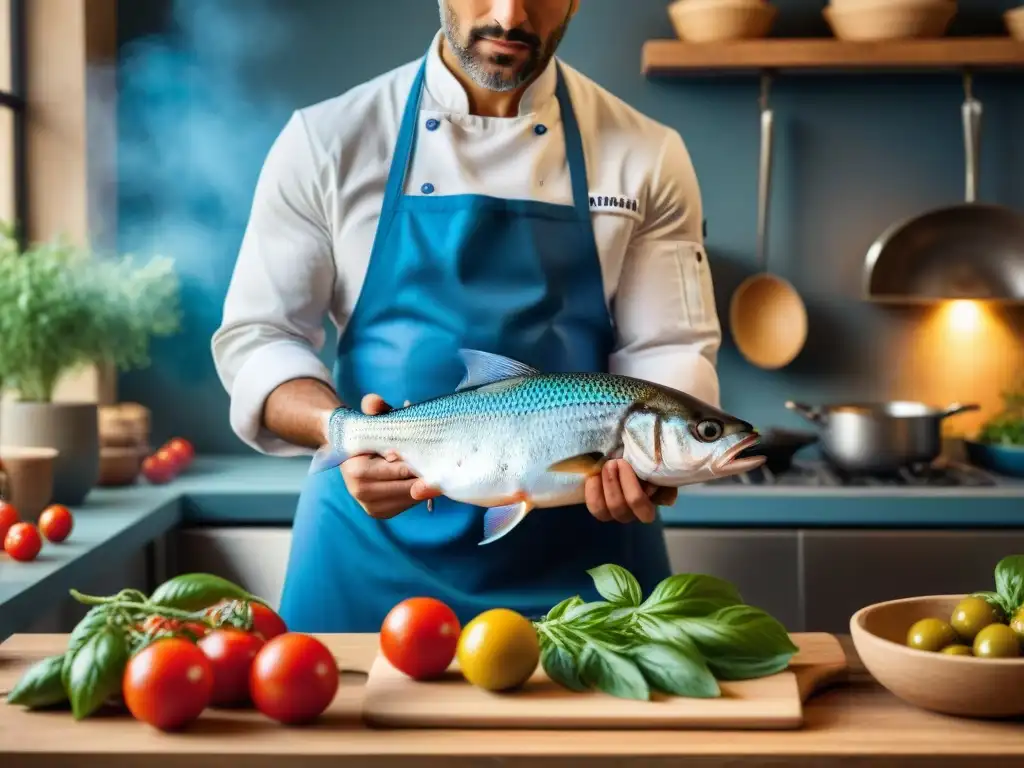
<box><xmin>87</xmin><ymin>0</ymin><xmax>306</xmax><ymax>440</ymax></box>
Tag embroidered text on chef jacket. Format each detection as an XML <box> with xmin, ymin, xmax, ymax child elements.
<box><xmin>213</xmin><ymin>30</ymin><xmax>722</xmax><ymax>456</ymax></box>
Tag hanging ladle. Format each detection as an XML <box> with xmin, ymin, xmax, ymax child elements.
<box><xmin>729</xmin><ymin>72</ymin><xmax>808</xmax><ymax>370</ymax></box>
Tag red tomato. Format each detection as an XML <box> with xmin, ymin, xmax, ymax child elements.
<box><xmin>251</xmin><ymin>603</ymin><xmax>288</xmax><ymax>641</ymax></box>
<box><xmin>249</xmin><ymin>633</ymin><xmax>338</xmax><ymax>724</ymax></box>
<box><xmin>142</xmin><ymin>454</ymin><xmax>175</xmax><ymax>484</ymax></box>
<box><xmin>123</xmin><ymin>638</ymin><xmax>213</xmax><ymax>730</ymax></box>
<box><xmin>198</xmin><ymin>629</ymin><xmax>265</xmax><ymax>707</ymax></box>
<box><xmin>165</xmin><ymin>438</ymin><xmax>195</xmax><ymax>469</ymax></box>
<box><xmin>380</xmin><ymin>597</ymin><xmax>460</xmax><ymax>680</ymax></box>
<box><xmin>0</xmin><ymin>500</ymin><xmax>18</xmax><ymax>541</ymax></box>
<box><xmin>4</xmin><ymin>522</ymin><xmax>41</xmax><ymax>562</ymax></box>
<box><xmin>38</xmin><ymin>504</ymin><xmax>73</xmax><ymax>543</ymax></box>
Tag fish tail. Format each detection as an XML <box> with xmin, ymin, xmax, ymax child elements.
<box><xmin>307</xmin><ymin>406</ymin><xmax>356</xmax><ymax>475</ymax></box>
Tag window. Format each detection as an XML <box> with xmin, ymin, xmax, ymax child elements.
<box><xmin>0</xmin><ymin>0</ymin><xmax>25</xmax><ymax>250</ymax></box>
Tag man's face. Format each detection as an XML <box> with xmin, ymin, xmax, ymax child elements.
<box><xmin>440</xmin><ymin>0</ymin><xmax>578</xmax><ymax>92</ymax></box>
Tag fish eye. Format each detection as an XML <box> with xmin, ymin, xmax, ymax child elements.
<box><xmin>694</xmin><ymin>419</ymin><xmax>724</xmax><ymax>442</ymax></box>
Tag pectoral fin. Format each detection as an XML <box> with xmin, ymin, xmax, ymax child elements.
<box><xmin>480</xmin><ymin>501</ymin><xmax>533</xmax><ymax>546</ymax></box>
<box><xmin>546</xmin><ymin>452</ymin><xmax>607</xmax><ymax>477</ymax></box>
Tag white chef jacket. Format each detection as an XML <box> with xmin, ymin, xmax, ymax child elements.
<box><xmin>213</xmin><ymin>30</ymin><xmax>722</xmax><ymax>456</ymax></box>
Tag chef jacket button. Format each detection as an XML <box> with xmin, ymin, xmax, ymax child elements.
<box><xmin>534</xmin><ymin>124</ymin><xmax>548</xmax><ymax>135</ymax></box>
<box><xmin>426</xmin><ymin>118</ymin><xmax>440</xmax><ymax>131</ymax></box>
<box><xmin>421</xmin><ymin>182</ymin><xmax>435</xmax><ymax>195</ymax></box>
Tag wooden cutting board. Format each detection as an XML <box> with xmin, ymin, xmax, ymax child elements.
<box><xmin>362</xmin><ymin>632</ymin><xmax>848</xmax><ymax>730</ymax></box>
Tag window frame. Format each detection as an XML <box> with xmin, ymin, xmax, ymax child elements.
<box><xmin>0</xmin><ymin>0</ymin><xmax>26</xmax><ymax>250</ymax></box>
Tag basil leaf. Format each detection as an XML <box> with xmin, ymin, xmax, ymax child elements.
<box><xmin>994</xmin><ymin>555</ymin><xmax>1024</xmax><ymax>612</ymax></box>
<box><xmin>630</xmin><ymin>642</ymin><xmax>720</xmax><ymax>699</ymax></box>
<box><xmin>970</xmin><ymin>590</ymin><xmax>1013</xmax><ymax>619</ymax></box>
<box><xmin>639</xmin><ymin>573</ymin><xmax>743</xmax><ymax>618</ymax></box>
<box><xmin>545</xmin><ymin>595</ymin><xmax>584</xmax><ymax>622</ymax></box>
<box><xmin>540</xmin><ymin>640</ymin><xmax>587</xmax><ymax>692</ymax></box>
<box><xmin>587</xmin><ymin>564</ymin><xmax>643</xmax><ymax>607</ymax></box>
<box><xmin>67</xmin><ymin>627</ymin><xmax>129</xmax><ymax>720</ymax></box>
<box><xmin>149</xmin><ymin>573</ymin><xmax>259</xmax><ymax>611</ymax></box>
<box><xmin>676</xmin><ymin>604</ymin><xmax>798</xmax><ymax>681</ymax></box>
<box><xmin>7</xmin><ymin>655</ymin><xmax>69</xmax><ymax>709</ymax></box>
<box><xmin>562</xmin><ymin>601</ymin><xmax>615</xmax><ymax>627</ymax></box>
<box><xmin>579</xmin><ymin>642</ymin><xmax>650</xmax><ymax>701</ymax></box>
<box><xmin>61</xmin><ymin>605</ymin><xmax>112</xmax><ymax>691</ymax></box>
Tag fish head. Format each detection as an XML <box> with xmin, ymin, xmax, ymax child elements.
<box><xmin>623</xmin><ymin>389</ymin><xmax>766</xmax><ymax>485</ymax></box>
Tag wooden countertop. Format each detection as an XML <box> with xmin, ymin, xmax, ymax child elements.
<box><xmin>1</xmin><ymin>634</ymin><xmax>1023</xmax><ymax>767</ymax></box>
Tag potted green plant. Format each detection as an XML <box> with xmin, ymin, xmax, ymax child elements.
<box><xmin>0</xmin><ymin>223</ymin><xmax>181</xmax><ymax>504</ymax></box>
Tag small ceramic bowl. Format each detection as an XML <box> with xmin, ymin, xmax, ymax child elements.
<box><xmin>668</xmin><ymin>0</ymin><xmax>777</xmax><ymax>43</ymax></box>
<box><xmin>0</xmin><ymin>446</ymin><xmax>59</xmax><ymax>522</ymax></box>
<box><xmin>1006</xmin><ymin>5</ymin><xmax>1024</xmax><ymax>40</ymax></box>
<box><xmin>851</xmin><ymin>595</ymin><xmax>1024</xmax><ymax>718</ymax></box>
<box><xmin>98</xmin><ymin>447</ymin><xmax>142</xmax><ymax>487</ymax></box>
<box><xmin>824</xmin><ymin>0</ymin><xmax>956</xmax><ymax>41</ymax></box>
<box><xmin>964</xmin><ymin>440</ymin><xmax>1024</xmax><ymax>479</ymax></box>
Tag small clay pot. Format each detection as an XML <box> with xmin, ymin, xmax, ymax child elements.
<box><xmin>0</xmin><ymin>446</ymin><xmax>58</xmax><ymax>522</ymax></box>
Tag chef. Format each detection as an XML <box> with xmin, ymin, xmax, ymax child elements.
<box><xmin>212</xmin><ymin>0</ymin><xmax>722</xmax><ymax>632</ymax></box>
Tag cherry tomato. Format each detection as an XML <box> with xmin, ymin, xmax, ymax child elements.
<box><xmin>0</xmin><ymin>500</ymin><xmax>18</xmax><ymax>542</ymax></box>
<box><xmin>250</xmin><ymin>633</ymin><xmax>338</xmax><ymax>724</ymax></box>
<box><xmin>38</xmin><ymin>504</ymin><xmax>73</xmax><ymax>543</ymax></box>
<box><xmin>140</xmin><ymin>615</ymin><xmax>209</xmax><ymax>639</ymax></box>
<box><xmin>123</xmin><ymin>638</ymin><xmax>213</xmax><ymax>730</ymax></box>
<box><xmin>198</xmin><ymin>629</ymin><xmax>265</xmax><ymax>707</ymax></box>
<box><xmin>4</xmin><ymin>522</ymin><xmax>42</xmax><ymax>562</ymax></box>
<box><xmin>165</xmin><ymin>438</ymin><xmax>195</xmax><ymax>469</ymax></box>
<box><xmin>251</xmin><ymin>603</ymin><xmax>288</xmax><ymax>641</ymax></box>
<box><xmin>380</xmin><ymin>597</ymin><xmax>461</xmax><ymax>680</ymax></box>
<box><xmin>142</xmin><ymin>454</ymin><xmax>175</xmax><ymax>484</ymax></box>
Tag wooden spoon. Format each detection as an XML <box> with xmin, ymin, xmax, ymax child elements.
<box><xmin>729</xmin><ymin>73</ymin><xmax>808</xmax><ymax>370</ymax></box>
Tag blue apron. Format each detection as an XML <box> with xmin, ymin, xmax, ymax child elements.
<box><xmin>278</xmin><ymin>55</ymin><xmax>672</xmax><ymax>632</ymax></box>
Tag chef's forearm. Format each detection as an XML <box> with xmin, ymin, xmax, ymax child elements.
<box><xmin>262</xmin><ymin>378</ymin><xmax>342</xmax><ymax>450</ymax></box>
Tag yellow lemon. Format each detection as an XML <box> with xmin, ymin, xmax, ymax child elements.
<box><xmin>456</xmin><ymin>608</ymin><xmax>540</xmax><ymax>692</ymax></box>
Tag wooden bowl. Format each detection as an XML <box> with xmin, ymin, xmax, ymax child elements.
<box><xmin>0</xmin><ymin>446</ymin><xmax>58</xmax><ymax>522</ymax></box>
<box><xmin>1007</xmin><ymin>6</ymin><xmax>1024</xmax><ymax>41</ymax></box>
<box><xmin>668</xmin><ymin>0</ymin><xmax>778</xmax><ymax>42</ymax></box>
<box><xmin>824</xmin><ymin>0</ymin><xmax>956</xmax><ymax>41</ymax></box>
<box><xmin>98</xmin><ymin>447</ymin><xmax>142</xmax><ymax>487</ymax></box>
<box><xmin>728</xmin><ymin>272</ymin><xmax>808</xmax><ymax>370</ymax></box>
<box><xmin>851</xmin><ymin>595</ymin><xmax>1024</xmax><ymax>718</ymax></box>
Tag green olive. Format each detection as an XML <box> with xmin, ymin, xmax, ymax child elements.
<box><xmin>1010</xmin><ymin>609</ymin><xmax>1024</xmax><ymax>645</ymax></box>
<box><xmin>906</xmin><ymin>618</ymin><xmax>958</xmax><ymax>652</ymax></box>
<box><xmin>973</xmin><ymin>623</ymin><xmax>1022</xmax><ymax>658</ymax></box>
<box><xmin>940</xmin><ymin>644</ymin><xmax>973</xmax><ymax>656</ymax></box>
<box><xmin>950</xmin><ymin>597</ymin><xmax>1001</xmax><ymax>642</ymax></box>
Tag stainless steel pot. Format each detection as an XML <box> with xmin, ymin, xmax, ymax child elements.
<box><xmin>784</xmin><ymin>400</ymin><xmax>980</xmax><ymax>474</ymax></box>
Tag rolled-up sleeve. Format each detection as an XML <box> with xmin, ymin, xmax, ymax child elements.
<box><xmin>211</xmin><ymin>110</ymin><xmax>337</xmax><ymax>455</ymax></box>
<box><xmin>609</xmin><ymin>129</ymin><xmax>722</xmax><ymax>408</ymax></box>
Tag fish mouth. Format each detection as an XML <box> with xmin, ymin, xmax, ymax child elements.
<box><xmin>714</xmin><ymin>434</ymin><xmax>766</xmax><ymax>474</ymax></box>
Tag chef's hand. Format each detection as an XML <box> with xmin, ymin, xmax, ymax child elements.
<box><xmin>340</xmin><ymin>394</ymin><xmax>441</xmax><ymax>520</ymax></box>
<box><xmin>584</xmin><ymin>459</ymin><xmax>678</xmax><ymax>524</ymax></box>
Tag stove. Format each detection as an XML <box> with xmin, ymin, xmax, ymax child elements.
<box><xmin>708</xmin><ymin>459</ymin><xmax>998</xmax><ymax>488</ymax></box>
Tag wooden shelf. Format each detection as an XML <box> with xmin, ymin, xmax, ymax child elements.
<box><xmin>642</xmin><ymin>37</ymin><xmax>1024</xmax><ymax>75</ymax></box>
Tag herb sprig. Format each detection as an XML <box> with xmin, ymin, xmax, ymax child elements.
<box><xmin>533</xmin><ymin>564</ymin><xmax>799</xmax><ymax>700</ymax></box>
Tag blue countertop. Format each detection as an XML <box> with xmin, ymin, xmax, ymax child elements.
<box><xmin>1</xmin><ymin>455</ymin><xmax>1023</xmax><ymax>642</ymax></box>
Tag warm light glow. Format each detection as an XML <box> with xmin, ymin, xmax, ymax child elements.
<box><xmin>945</xmin><ymin>300</ymin><xmax>982</xmax><ymax>333</ymax></box>
<box><xmin>899</xmin><ymin>300</ymin><xmax>1023</xmax><ymax>438</ymax></box>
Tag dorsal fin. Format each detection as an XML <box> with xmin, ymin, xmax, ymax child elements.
<box><xmin>455</xmin><ymin>349</ymin><xmax>540</xmax><ymax>391</ymax></box>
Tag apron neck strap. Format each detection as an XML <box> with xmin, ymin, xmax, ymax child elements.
<box><xmin>382</xmin><ymin>54</ymin><xmax>591</xmax><ymax>219</ymax></box>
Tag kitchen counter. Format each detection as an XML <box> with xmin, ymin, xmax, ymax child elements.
<box><xmin>2</xmin><ymin>455</ymin><xmax>1024</xmax><ymax>643</ymax></box>
<box><xmin>0</xmin><ymin>633</ymin><xmax>1021</xmax><ymax>766</ymax></box>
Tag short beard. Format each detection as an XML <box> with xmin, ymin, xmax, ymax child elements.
<box><xmin>440</xmin><ymin>2</ymin><xmax>569</xmax><ymax>92</ymax></box>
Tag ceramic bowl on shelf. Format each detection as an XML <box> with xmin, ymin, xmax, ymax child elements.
<box><xmin>0</xmin><ymin>446</ymin><xmax>59</xmax><ymax>522</ymax></box>
<box><xmin>963</xmin><ymin>440</ymin><xmax>1024</xmax><ymax>478</ymax></box>
<box><xmin>824</xmin><ymin>0</ymin><xmax>956</xmax><ymax>41</ymax></box>
<box><xmin>850</xmin><ymin>595</ymin><xmax>1024</xmax><ymax>719</ymax></box>
<box><xmin>98</xmin><ymin>447</ymin><xmax>142</xmax><ymax>487</ymax></box>
<box><xmin>668</xmin><ymin>0</ymin><xmax>778</xmax><ymax>43</ymax></box>
<box><xmin>1007</xmin><ymin>5</ymin><xmax>1024</xmax><ymax>41</ymax></box>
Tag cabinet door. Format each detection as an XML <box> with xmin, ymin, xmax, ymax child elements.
<box><xmin>663</xmin><ymin>530</ymin><xmax>803</xmax><ymax>632</ymax></box>
<box><xmin>171</xmin><ymin>528</ymin><xmax>292</xmax><ymax>610</ymax></box>
<box><xmin>803</xmin><ymin>531</ymin><xmax>1024</xmax><ymax>634</ymax></box>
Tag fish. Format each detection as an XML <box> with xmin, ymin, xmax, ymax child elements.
<box><xmin>311</xmin><ymin>349</ymin><xmax>765</xmax><ymax>546</ymax></box>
